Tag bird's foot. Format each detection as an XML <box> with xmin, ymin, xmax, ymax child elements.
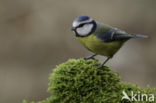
<box><xmin>97</xmin><ymin>57</ymin><xmax>110</xmax><ymax>68</ymax></box>
<box><xmin>84</xmin><ymin>57</ymin><xmax>95</xmax><ymax>60</ymax></box>
<box><xmin>98</xmin><ymin>64</ymin><xmax>105</xmax><ymax>69</ymax></box>
<box><xmin>84</xmin><ymin>54</ymin><xmax>97</xmax><ymax>60</ymax></box>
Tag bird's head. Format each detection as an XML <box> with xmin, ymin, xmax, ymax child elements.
<box><xmin>71</xmin><ymin>16</ymin><xmax>97</xmax><ymax>37</ymax></box>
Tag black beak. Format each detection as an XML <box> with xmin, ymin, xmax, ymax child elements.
<box><xmin>71</xmin><ymin>27</ymin><xmax>75</xmax><ymax>31</ymax></box>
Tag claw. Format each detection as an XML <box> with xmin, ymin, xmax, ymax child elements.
<box><xmin>84</xmin><ymin>57</ymin><xmax>95</xmax><ymax>60</ymax></box>
<box><xmin>98</xmin><ymin>64</ymin><xmax>105</xmax><ymax>69</ymax></box>
<box><xmin>84</xmin><ymin>54</ymin><xmax>97</xmax><ymax>60</ymax></box>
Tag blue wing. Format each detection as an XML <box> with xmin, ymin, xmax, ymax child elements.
<box><xmin>96</xmin><ymin>28</ymin><xmax>133</xmax><ymax>42</ymax></box>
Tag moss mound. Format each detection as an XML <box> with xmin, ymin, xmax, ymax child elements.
<box><xmin>23</xmin><ymin>59</ymin><xmax>156</xmax><ymax>103</ymax></box>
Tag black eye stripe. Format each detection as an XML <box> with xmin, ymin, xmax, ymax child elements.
<box><xmin>77</xmin><ymin>22</ymin><xmax>92</xmax><ymax>28</ymax></box>
<box><xmin>78</xmin><ymin>23</ymin><xmax>85</xmax><ymax>28</ymax></box>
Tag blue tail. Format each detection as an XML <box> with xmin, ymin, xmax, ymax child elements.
<box><xmin>134</xmin><ymin>34</ymin><xmax>149</xmax><ymax>38</ymax></box>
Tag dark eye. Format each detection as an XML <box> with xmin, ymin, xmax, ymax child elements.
<box><xmin>78</xmin><ymin>23</ymin><xmax>85</xmax><ymax>28</ymax></box>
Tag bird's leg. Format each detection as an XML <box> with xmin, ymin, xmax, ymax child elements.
<box><xmin>98</xmin><ymin>57</ymin><xmax>110</xmax><ymax>68</ymax></box>
<box><xmin>84</xmin><ymin>54</ymin><xmax>97</xmax><ymax>60</ymax></box>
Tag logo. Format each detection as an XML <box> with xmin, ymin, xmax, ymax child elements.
<box><xmin>122</xmin><ymin>90</ymin><xmax>155</xmax><ymax>102</ymax></box>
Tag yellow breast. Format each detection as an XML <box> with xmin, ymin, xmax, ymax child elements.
<box><xmin>77</xmin><ymin>34</ymin><xmax>124</xmax><ymax>57</ymax></box>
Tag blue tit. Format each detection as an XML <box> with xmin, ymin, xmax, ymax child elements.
<box><xmin>71</xmin><ymin>16</ymin><xmax>148</xmax><ymax>68</ymax></box>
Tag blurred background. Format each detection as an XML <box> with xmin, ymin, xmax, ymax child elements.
<box><xmin>0</xmin><ymin>0</ymin><xmax>156</xmax><ymax>103</ymax></box>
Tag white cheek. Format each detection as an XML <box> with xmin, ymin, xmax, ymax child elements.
<box><xmin>76</xmin><ymin>24</ymin><xmax>93</xmax><ymax>36</ymax></box>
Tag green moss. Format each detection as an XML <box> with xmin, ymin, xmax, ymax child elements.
<box><xmin>23</xmin><ymin>59</ymin><xmax>156</xmax><ymax>103</ymax></box>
